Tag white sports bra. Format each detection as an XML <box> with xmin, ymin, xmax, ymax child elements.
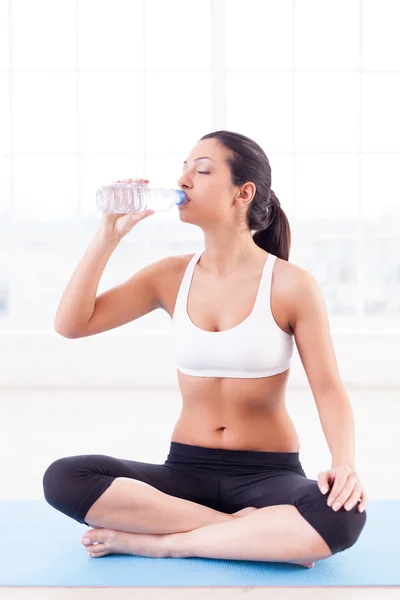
<box><xmin>169</xmin><ymin>250</ymin><xmax>294</xmax><ymax>378</ymax></box>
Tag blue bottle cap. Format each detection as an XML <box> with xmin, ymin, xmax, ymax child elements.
<box><xmin>176</xmin><ymin>190</ymin><xmax>188</xmax><ymax>205</ymax></box>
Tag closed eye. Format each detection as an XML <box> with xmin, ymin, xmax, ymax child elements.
<box><xmin>181</xmin><ymin>170</ymin><xmax>210</xmax><ymax>176</ymax></box>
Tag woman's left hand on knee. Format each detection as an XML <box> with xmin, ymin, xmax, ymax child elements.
<box><xmin>317</xmin><ymin>465</ymin><xmax>367</xmax><ymax>514</ymax></box>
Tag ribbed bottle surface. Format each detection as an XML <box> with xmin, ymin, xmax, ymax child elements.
<box><xmin>96</xmin><ymin>184</ymin><xmax>187</xmax><ymax>213</ymax></box>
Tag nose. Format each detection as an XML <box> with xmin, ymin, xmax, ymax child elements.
<box><xmin>177</xmin><ymin>176</ymin><xmax>189</xmax><ymax>190</ymax></box>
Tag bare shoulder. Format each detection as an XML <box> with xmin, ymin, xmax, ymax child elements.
<box><xmin>153</xmin><ymin>252</ymin><xmax>194</xmax><ymax>274</ymax></box>
<box><xmin>168</xmin><ymin>252</ymin><xmax>196</xmax><ymax>270</ymax></box>
<box><xmin>154</xmin><ymin>252</ymin><xmax>195</xmax><ymax>310</ymax></box>
<box><xmin>158</xmin><ymin>253</ymin><xmax>195</xmax><ymax>279</ymax></box>
<box><xmin>273</xmin><ymin>257</ymin><xmax>310</xmax><ymax>294</ymax></box>
<box><xmin>272</xmin><ymin>257</ymin><xmax>317</xmax><ymax>328</ymax></box>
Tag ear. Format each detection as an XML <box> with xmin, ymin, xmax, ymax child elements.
<box><xmin>237</xmin><ymin>181</ymin><xmax>256</xmax><ymax>207</ymax></box>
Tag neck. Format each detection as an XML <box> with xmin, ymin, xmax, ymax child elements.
<box><xmin>200</xmin><ymin>232</ymin><xmax>263</xmax><ymax>278</ymax></box>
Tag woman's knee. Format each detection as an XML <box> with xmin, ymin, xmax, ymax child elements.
<box><xmin>332</xmin><ymin>503</ymin><xmax>368</xmax><ymax>552</ymax></box>
<box><xmin>42</xmin><ymin>454</ymin><xmax>89</xmax><ymax>513</ymax></box>
<box><xmin>295</xmin><ymin>481</ymin><xmax>368</xmax><ymax>555</ymax></box>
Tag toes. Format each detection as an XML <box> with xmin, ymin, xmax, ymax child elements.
<box><xmin>83</xmin><ymin>537</ymin><xmax>107</xmax><ymax>553</ymax></box>
<box><xmin>86</xmin><ymin>544</ymin><xmax>106</xmax><ymax>555</ymax></box>
<box><xmin>82</xmin><ymin>529</ymin><xmax>95</xmax><ymax>545</ymax></box>
<box><xmin>89</xmin><ymin>545</ymin><xmax>109</xmax><ymax>558</ymax></box>
<box><xmin>88</xmin><ymin>550</ymin><xmax>108</xmax><ymax>558</ymax></box>
<box><xmin>85</xmin><ymin>541</ymin><xmax>104</xmax><ymax>551</ymax></box>
<box><xmin>82</xmin><ymin>528</ymin><xmax>102</xmax><ymax>547</ymax></box>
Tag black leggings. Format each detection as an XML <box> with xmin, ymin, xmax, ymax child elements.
<box><xmin>42</xmin><ymin>441</ymin><xmax>367</xmax><ymax>555</ymax></box>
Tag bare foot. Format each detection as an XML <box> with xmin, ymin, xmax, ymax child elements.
<box><xmin>81</xmin><ymin>508</ymin><xmax>259</xmax><ymax>558</ymax></box>
<box><xmin>81</xmin><ymin>516</ymin><xmax>316</xmax><ymax>568</ymax></box>
<box><xmin>81</xmin><ymin>528</ymin><xmax>168</xmax><ymax>558</ymax></box>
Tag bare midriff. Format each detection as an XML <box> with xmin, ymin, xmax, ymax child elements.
<box><xmin>159</xmin><ymin>251</ymin><xmax>301</xmax><ymax>452</ymax></box>
<box><xmin>171</xmin><ymin>369</ymin><xmax>300</xmax><ymax>451</ymax></box>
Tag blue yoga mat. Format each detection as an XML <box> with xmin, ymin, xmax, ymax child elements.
<box><xmin>1</xmin><ymin>499</ymin><xmax>398</xmax><ymax>586</ymax></box>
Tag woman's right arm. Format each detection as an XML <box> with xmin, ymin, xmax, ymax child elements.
<box><xmin>54</xmin><ymin>229</ymin><xmax>171</xmax><ymax>339</ymax></box>
<box><xmin>54</xmin><ymin>229</ymin><xmax>120</xmax><ymax>337</ymax></box>
<box><xmin>54</xmin><ymin>176</ymin><xmax>160</xmax><ymax>338</ymax></box>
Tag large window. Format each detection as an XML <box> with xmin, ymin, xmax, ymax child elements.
<box><xmin>0</xmin><ymin>0</ymin><xmax>399</xmax><ymax>333</ymax></box>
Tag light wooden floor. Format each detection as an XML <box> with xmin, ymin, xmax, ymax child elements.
<box><xmin>1</xmin><ymin>386</ymin><xmax>398</xmax><ymax>599</ymax></box>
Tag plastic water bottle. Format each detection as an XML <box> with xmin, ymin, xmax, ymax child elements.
<box><xmin>96</xmin><ymin>182</ymin><xmax>188</xmax><ymax>214</ymax></box>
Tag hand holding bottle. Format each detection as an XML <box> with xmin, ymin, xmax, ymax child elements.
<box><xmin>99</xmin><ymin>178</ymin><xmax>155</xmax><ymax>241</ymax></box>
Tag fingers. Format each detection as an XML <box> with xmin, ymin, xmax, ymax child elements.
<box><xmin>122</xmin><ymin>178</ymin><xmax>149</xmax><ymax>183</ymax></box>
<box><xmin>318</xmin><ymin>468</ymin><xmax>367</xmax><ymax>513</ymax></box>
<box><xmin>327</xmin><ymin>473</ymin><xmax>359</xmax><ymax>511</ymax></box>
<box><xmin>341</xmin><ymin>483</ymin><xmax>364</xmax><ymax>511</ymax></box>
<box><xmin>327</xmin><ymin>472</ymin><xmax>350</xmax><ymax>506</ymax></box>
<box><xmin>318</xmin><ymin>474</ymin><xmax>330</xmax><ymax>495</ymax></box>
<box><xmin>112</xmin><ymin>178</ymin><xmax>150</xmax><ymax>183</ymax></box>
<box><xmin>358</xmin><ymin>491</ymin><xmax>367</xmax><ymax>513</ymax></box>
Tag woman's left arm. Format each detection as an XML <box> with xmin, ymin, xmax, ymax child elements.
<box><xmin>288</xmin><ymin>265</ymin><xmax>367</xmax><ymax>513</ymax></box>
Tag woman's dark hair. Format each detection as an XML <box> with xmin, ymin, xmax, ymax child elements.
<box><xmin>199</xmin><ymin>130</ymin><xmax>291</xmax><ymax>261</ymax></box>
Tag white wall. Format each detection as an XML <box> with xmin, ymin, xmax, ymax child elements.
<box><xmin>1</xmin><ymin>331</ymin><xmax>399</xmax><ymax>389</ymax></box>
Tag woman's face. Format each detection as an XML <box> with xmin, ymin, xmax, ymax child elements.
<box><xmin>177</xmin><ymin>139</ymin><xmax>237</xmax><ymax>226</ymax></box>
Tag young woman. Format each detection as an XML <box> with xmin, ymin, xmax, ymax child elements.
<box><xmin>43</xmin><ymin>131</ymin><xmax>367</xmax><ymax>567</ymax></box>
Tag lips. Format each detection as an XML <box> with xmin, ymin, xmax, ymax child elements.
<box><xmin>179</xmin><ymin>193</ymin><xmax>191</xmax><ymax>206</ymax></box>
